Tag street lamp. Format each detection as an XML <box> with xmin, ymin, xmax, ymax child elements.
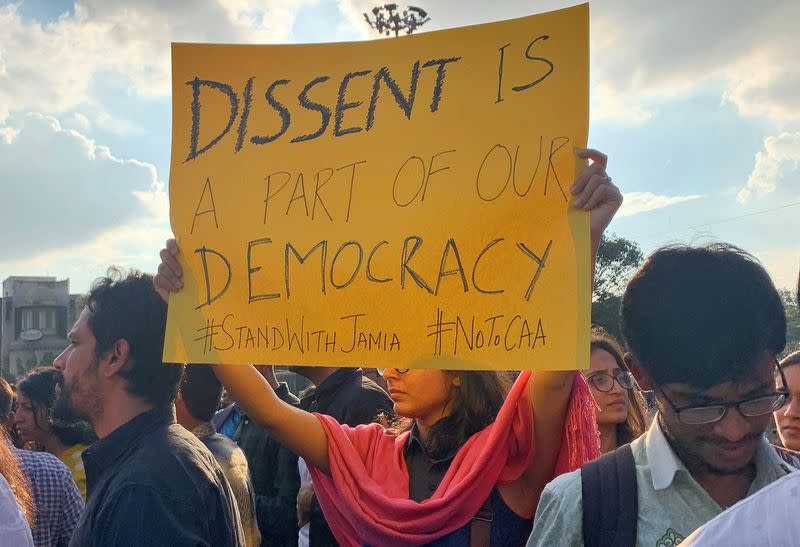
<box><xmin>364</xmin><ymin>4</ymin><xmax>430</xmax><ymax>37</ymax></box>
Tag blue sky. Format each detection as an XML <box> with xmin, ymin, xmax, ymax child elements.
<box><xmin>0</xmin><ymin>0</ymin><xmax>798</xmax><ymax>293</ymax></box>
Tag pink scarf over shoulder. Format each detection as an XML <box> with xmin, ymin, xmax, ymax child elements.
<box><xmin>308</xmin><ymin>371</ymin><xmax>599</xmax><ymax>546</ymax></box>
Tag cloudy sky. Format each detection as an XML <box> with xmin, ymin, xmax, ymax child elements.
<box><xmin>1</xmin><ymin>0</ymin><xmax>798</xmax><ymax>294</ymax></box>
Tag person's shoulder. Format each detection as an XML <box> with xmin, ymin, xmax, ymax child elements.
<box><xmin>528</xmin><ymin>469</ymin><xmax>584</xmax><ymax>546</ymax></box>
<box><xmin>203</xmin><ymin>432</ymin><xmax>243</xmax><ymax>464</ymax></box>
<box><xmin>535</xmin><ymin>468</ymin><xmax>584</xmax><ymax>516</ymax></box>
<box><xmin>127</xmin><ymin>424</ymin><xmax>219</xmax><ymax>481</ymax></box>
<box><xmin>683</xmin><ymin>472</ymin><xmax>800</xmax><ymax>546</ymax></box>
<box><xmin>772</xmin><ymin>444</ymin><xmax>800</xmax><ymax>469</ymax></box>
<box><xmin>15</xmin><ymin>448</ymin><xmax>72</xmax><ymax>476</ymax></box>
<box><xmin>543</xmin><ymin>467</ymin><xmax>584</xmax><ymax>497</ymax></box>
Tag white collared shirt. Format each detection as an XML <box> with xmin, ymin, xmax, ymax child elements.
<box><xmin>527</xmin><ymin>417</ymin><xmax>796</xmax><ymax>547</ymax></box>
<box><xmin>682</xmin><ymin>470</ymin><xmax>800</xmax><ymax>546</ymax></box>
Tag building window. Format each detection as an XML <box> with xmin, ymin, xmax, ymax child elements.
<box><xmin>18</xmin><ymin>307</ymin><xmax>60</xmax><ymax>337</ymax></box>
<box><xmin>21</xmin><ymin>309</ymin><xmax>34</xmax><ymax>331</ymax></box>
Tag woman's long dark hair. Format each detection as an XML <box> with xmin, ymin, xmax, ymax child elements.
<box><xmin>381</xmin><ymin>370</ymin><xmax>512</xmax><ymax>461</ymax></box>
<box><xmin>0</xmin><ymin>439</ymin><xmax>34</xmax><ymax>526</ymax></box>
<box><xmin>591</xmin><ymin>327</ymin><xmax>648</xmax><ymax>445</ymax></box>
<box><xmin>17</xmin><ymin>367</ymin><xmax>96</xmax><ymax>447</ymax></box>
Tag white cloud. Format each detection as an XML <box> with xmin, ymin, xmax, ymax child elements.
<box><xmin>338</xmin><ymin>0</ymin><xmax>800</xmax><ymax>126</ymax></box>
<box><xmin>0</xmin><ymin>0</ymin><xmax>317</xmax><ymax>124</ymax></box>
<box><xmin>589</xmin><ymin>0</ymin><xmax>799</xmax><ymax>125</ymax></box>
<box><xmin>0</xmin><ymin>112</ymin><xmax>167</xmax><ymax>261</ymax></box>
<box><xmin>618</xmin><ymin>192</ymin><xmax>703</xmax><ymax>218</ymax></box>
<box><xmin>737</xmin><ymin>132</ymin><xmax>800</xmax><ymax>203</ymax></box>
<box><xmin>3</xmin><ymin>0</ymin><xmax>796</xmax><ymax>130</ymax></box>
<box><xmin>753</xmin><ymin>248</ymin><xmax>799</xmax><ymax>291</ymax></box>
<box><xmin>70</xmin><ymin>112</ymin><xmax>91</xmax><ymax>131</ymax></box>
<box><xmin>0</xmin><ymin>222</ymin><xmax>173</xmax><ymax>293</ymax></box>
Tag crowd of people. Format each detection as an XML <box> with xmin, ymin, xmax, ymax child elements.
<box><xmin>0</xmin><ymin>149</ymin><xmax>797</xmax><ymax>546</ymax></box>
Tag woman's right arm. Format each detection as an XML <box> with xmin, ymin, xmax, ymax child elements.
<box><xmin>154</xmin><ymin>239</ymin><xmax>330</xmax><ymax>472</ymax></box>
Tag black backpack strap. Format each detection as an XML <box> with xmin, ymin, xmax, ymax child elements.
<box><xmin>581</xmin><ymin>444</ymin><xmax>638</xmax><ymax>547</ymax></box>
<box><xmin>469</xmin><ymin>494</ymin><xmax>493</xmax><ymax>547</ymax></box>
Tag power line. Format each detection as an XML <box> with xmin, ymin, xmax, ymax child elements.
<box><xmin>647</xmin><ymin>200</ymin><xmax>800</xmax><ymax>239</ymax></box>
<box><xmin>686</xmin><ymin>200</ymin><xmax>800</xmax><ymax>229</ymax></box>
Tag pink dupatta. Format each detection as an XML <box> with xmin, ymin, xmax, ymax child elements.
<box><xmin>308</xmin><ymin>371</ymin><xmax>599</xmax><ymax>546</ymax></box>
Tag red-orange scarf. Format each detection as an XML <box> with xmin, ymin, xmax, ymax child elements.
<box><xmin>308</xmin><ymin>371</ymin><xmax>599</xmax><ymax>546</ymax></box>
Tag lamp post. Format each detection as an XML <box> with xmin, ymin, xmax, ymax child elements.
<box><xmin>363</xmin><ymin>4</ymin><xmax>430</xmax><ymax>37</ymax></box>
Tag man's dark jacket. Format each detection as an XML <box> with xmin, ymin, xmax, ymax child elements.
<box><xmin>70</xmin><ymin>405</ymin><xmax>244</xmax><ymax>547</ymax></box>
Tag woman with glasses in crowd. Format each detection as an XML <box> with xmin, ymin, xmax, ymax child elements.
<box><xmin>584</xmin><ymin>327</ymin><xmax>648</xmax><ymax>454</ymax></box>
<box><xmin>772</xmin><ymin>350</ymin><xmax>800</xmax><ymax>467</ymax></box>
<box><xmin>155</xmin><ymin>149</ymin><xmax>621</xmax><ymax>546</ymax></box>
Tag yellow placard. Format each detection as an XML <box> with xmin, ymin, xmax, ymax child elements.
<box><xmin>164</xmin><ymin>3</ymin><xmax>590</xmax><ymax>370</ymax></box>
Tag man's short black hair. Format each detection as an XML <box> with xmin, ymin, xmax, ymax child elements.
<box><xmin>622</xmin><ymin>243</ymin><xmax>786</xmax><ymax>389</ymax></box>
<box><xmin>87</xmin><ymin>268</ymin><xmax>184</xmax><ymax>407</ymax></box>
<box><xmin>0</xmin><ymin>378</ymin><xmax>13</xmax><ymax>423</ymax></box>
<box><xmin>179</xmin><ymin>365</ymin><xmax>222</xmax><ymax>422</ymax></box>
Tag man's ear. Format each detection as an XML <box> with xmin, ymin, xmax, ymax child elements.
<box><xmin>102</xmin><ymin>339</ymin><xmax>132</xmax><ymax>379</ymax></box>
<box><xmin>624</xmin><ymin>352</ymin><xmax>653</xmax><ymax>391</ymax></box>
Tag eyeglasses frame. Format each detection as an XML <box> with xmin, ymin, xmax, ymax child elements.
<box><xmin>657</xmin><ymin>359</ymin><xmax>790</xmax><ymax>425</ymax></box>
<box><xmin>585</xmin><ymin>369</ymin><xmax>638</xmax><ymax>393</ymax></box>
<box><xmin>377</xmin><ymin>368</ymin><xmax>410</xmax><ymax>375</ymax></box>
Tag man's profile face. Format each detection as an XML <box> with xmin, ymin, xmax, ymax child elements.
<box><xmin>657</xmin><ymin>352</ymin><xmax>776</xmax><ymax>476</ymax></box>
<box><xmin>53</xmin><ymin>307</ymin><xmax>102</xmax><ymax>421</ymax></box>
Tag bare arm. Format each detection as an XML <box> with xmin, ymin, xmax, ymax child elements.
<box><xmin>212</xmin><ymin>364</ymin><xmax>330</xmax><ymax>472</ymax></box>
<box><xmin>155</xmin><ymin>240</ymin><xmax>330</xmax><ymax>472</ymax></box>
<box><xmin>503</xmin><ymin>149</ymin><xmax>621</xmax><ymax>515</ymax></box>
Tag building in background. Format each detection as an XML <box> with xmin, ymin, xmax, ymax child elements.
<box><xmin>0</xmin><ymin>277</ymin><xmax>82</xmax><ymax>381</ymax></box>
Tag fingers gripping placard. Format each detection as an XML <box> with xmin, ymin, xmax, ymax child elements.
<box><xmin>164</xmin><ymin>3</ymin><xmax>591</xmax><ymax>370</ymax></box>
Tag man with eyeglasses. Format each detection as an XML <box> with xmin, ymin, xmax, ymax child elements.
<box><xmin>528</xmin><ymin>244</ymin><xmax>796</xmax><ymax>547</ymax></box>
<box><xmin>681</xmin><ymin>268</ymin><xmax>800</xmax><ymax>546</ymax></box>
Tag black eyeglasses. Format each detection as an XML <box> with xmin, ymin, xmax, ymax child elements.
<box><xmin>377</xmin><ymin>368</ymin><xmax>410</xmax><ymax>375</ymax></box>
<box><xmin>657</xmin><ymin>361</ymin><xmax>790</xmax><ymax>425</ymax></box>
<box><xmin>586</xmin><ymin>370</ymin><xmax>637</xmax><ymax>392</ymax></box>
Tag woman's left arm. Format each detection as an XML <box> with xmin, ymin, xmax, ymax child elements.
<box><xmin>503</xmin><ymin>149</ymin><xmax>622</xmax><ymax>516</ymax></box>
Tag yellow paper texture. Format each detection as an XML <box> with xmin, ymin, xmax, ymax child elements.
<box><xmin>164</xmin><ymin>3</ymin><xmax>590</xmax><ymax>370</ymax></box>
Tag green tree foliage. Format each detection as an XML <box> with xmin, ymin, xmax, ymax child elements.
<box><xmin>591</xmin><ymin>233</ymin><xmax>644</xmax><ymax>342</ymax></box>
<box><xmin>780</xmin><ymin>288</ymin><xmax>800</xmax><ymax>355</ymax></box>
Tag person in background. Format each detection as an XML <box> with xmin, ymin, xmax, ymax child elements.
<box><xmin>1</xmin><ymin>377</ymin><xmax>83</xmax><ymax>547</ymax></box>
<box><xmin>529</xmin><ymin>244</ymin><xmax>796</xmax><ymax>547</ymax></box>
<box><xmin>14</xmin><ymin>367</ymin><xmax>95</xmax><ymax>499</ymax></box>
<box><xmin>176</xmin><ymin>365</ymin><xmax>261</xmax><ymax>547</ymax></box>
<box><xmin>213</xmin><ymin>365</ymin><xmax>302</xmax><ymax>547</ymax></box>
<box><xmin>3</xmin><ymin>384</ymin><xmax>25</xmax><ymax>449</ymax></box>
<box><xmin>296</xmin><ymin>458</ymin><xmax>312</xmax><ymax>547</ymax></box>
<box><xmin>53</xmin><ymin>268</ymin><xmax>244</xmax><ymax>547</ymax></box>
<box><xmin>585</xmin><ymin>327</ymin><xmax>648</xmax><ymax>453</ymax></box>
<box><xmin>361</xmin><ymin>368</ymin><xmax>389</xmax><ymax>392</ymax></box>
<box><xmin>288</xmin><ymin>364</ymin><xmax>393</xmax><ymax>547</ymax></box>
<box><xmin>0</xmin><ymin>421</ymin><xmax>34</xmax><ymax>545</ymax></box>
<box><xmin>773</xmin><ymin>350</ymin><xmax>800</xmax><ymax>454</ymax></box>
<box><xmin>681</xmin><ymin>268</ymin><xmax>800</xmax><ymax>547</ymax></box>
